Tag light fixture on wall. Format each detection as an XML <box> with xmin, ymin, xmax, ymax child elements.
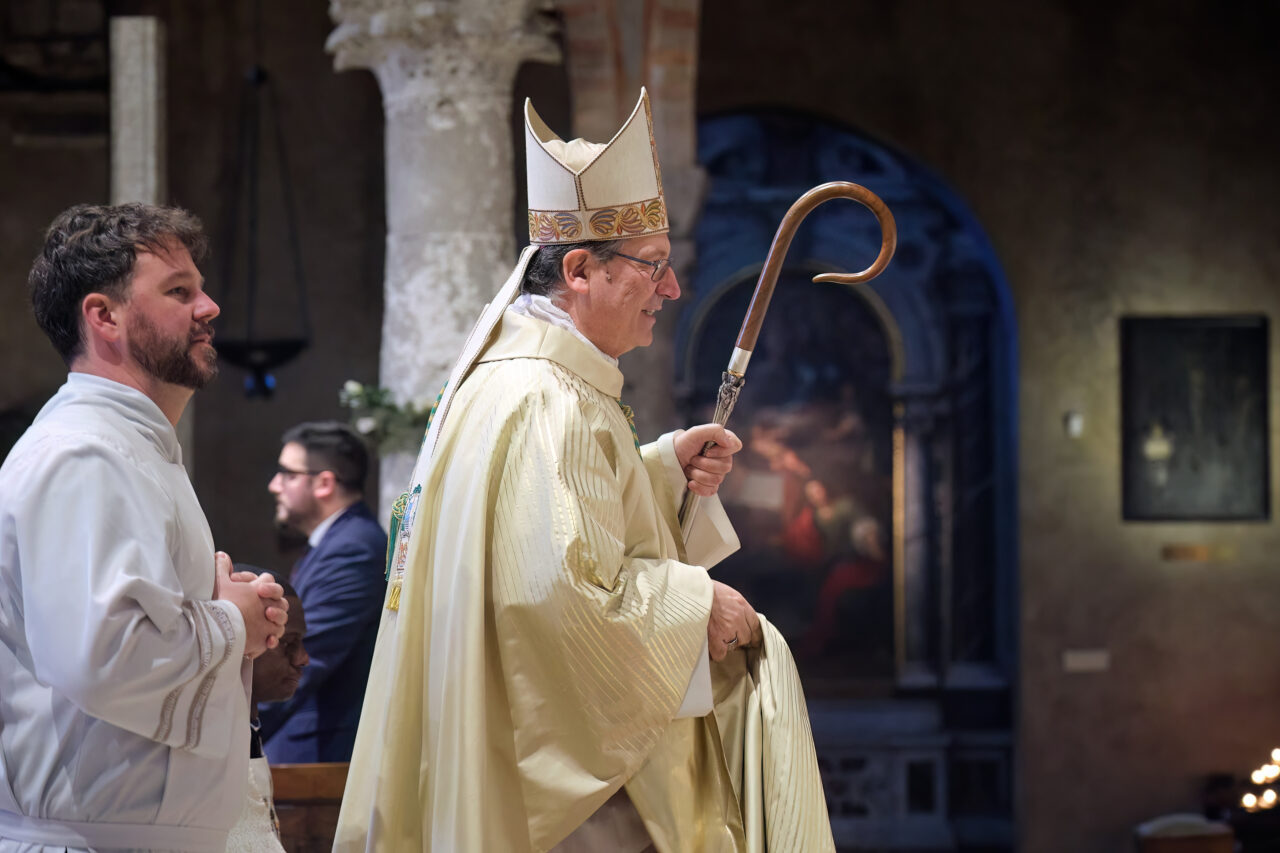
<box><xmin>1062</xmin><ymin>410</ymin><xmax>1084</xmax><ymax>438</ymax></box>
<box><xmin>214</xmin><ymin>0</ymin><xmax>310</xmax><ymax>398</ymax></box>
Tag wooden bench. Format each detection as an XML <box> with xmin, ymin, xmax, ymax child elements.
<box><xmin>1135</xmin><ymin>833</ymin><xmax>1234</xmax><ymax>853</ymax></box>
<box><xmin>270</xmin><ymin>762</ymin><xmax>349</xmax><ymax>853</ymax></box>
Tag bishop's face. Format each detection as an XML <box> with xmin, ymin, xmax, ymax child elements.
<box><xmin>578</xmin><ymin>234</ymin><xmax>680</xmax><ymax>358</ymax></box>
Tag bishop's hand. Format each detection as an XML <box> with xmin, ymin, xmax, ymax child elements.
<box><xmin>707</xmin><ymin>580</ymin><xmax>761</xmax><ymax>662</ymax></box>
<box><xmin>674</xmin><ymin>424</ymin><xmax>743</xmax><ymax>497</ymax></box>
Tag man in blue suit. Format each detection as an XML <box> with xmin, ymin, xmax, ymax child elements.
<box><xmin>259</xmin><ymin>421</ymin><xmax>387</xmax><ymax>763</ymax></box>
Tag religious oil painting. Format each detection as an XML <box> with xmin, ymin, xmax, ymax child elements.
<box><xmin>688</xmin><ymin>272</ymin><xmax>895</xmax><ymax>693</ymax></box>
<box><xmin>1121</xmin><ymin>316</ymin><xmax>1269</xmax><ymax>521</ymax></box>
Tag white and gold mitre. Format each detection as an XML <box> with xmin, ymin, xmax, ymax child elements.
<box><xmin>525</xmin><ymin>87</ymin><xmax>668</xmax><ymax>245</ymax></box>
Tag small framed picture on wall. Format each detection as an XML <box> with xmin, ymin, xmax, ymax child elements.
<box><xmin>1121</xmin><ymin>315</ymin><xmax>1270</xmax><ymax>521</ymax></box>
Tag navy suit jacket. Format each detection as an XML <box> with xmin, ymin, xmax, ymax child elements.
<box><xmin>259</xmin><ymin>501</ymin><xmax>387</xmax><ymax>763</ymax></box>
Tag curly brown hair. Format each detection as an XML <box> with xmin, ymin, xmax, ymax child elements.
<box><xmin>28</xmin><ymin>203</ymin><xmax>208</xmax><ymax>364</ymax></box>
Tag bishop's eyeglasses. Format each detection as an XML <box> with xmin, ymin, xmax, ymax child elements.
<box><xmin>613</xmin><ymin>252</ymin><xmax>672</xmax><ymax>282</ymax></box>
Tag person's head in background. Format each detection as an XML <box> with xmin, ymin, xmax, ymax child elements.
<box><xmin>268</xmin><ymin>421</ymin><xmax>370</xmax><ymax>537</ymax></box>
<box><xmin>239</xmin><ymin>566</ymin><xmax>308</xmax><ymax>711</ymax></box>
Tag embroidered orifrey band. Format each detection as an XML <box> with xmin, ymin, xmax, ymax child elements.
<box><xmin>618</xmin><ymin>402</ymin><xmax>641</xmax><ymax>456</ymax></box>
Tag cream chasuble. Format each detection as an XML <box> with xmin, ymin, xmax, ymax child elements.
<box><xmin>336</xmin><ymin>311</ymin><xmax>833</xmax><ymax>852</ymax></box>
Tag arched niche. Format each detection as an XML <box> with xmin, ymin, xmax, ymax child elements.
<box><xmin>679</xmin><ymin>111</ymin><xmax>1019</xmax><ymax>694</ymax></box>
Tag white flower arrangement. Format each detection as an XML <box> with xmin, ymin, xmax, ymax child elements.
<box><xmin>338</xmin><ymin>380</ymin><xmax>432</xmax><ymax>455</ymax></box>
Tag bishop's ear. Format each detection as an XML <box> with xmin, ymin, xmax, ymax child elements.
<box><xmin>80</xmin><ymin>292</ymin><xmax>124</xmax><ymax>343</ymax></box>
<box><xmin>560</xmin><ymin>248</ymin><xmax>596</xmax><ymax>296</ymax></box>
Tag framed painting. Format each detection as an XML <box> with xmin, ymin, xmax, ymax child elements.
<box><xmin>1121</xmin><ymin>316</ymin><xmax>1269</xmax><ymax>521</ymax></box>
<box><xmin>686</xmin><ymin>271</ymin><xmax>898</xmax><ymax>692</ymax></box>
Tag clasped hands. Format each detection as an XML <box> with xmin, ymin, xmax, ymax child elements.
<box><xmin>213</xmin><ymin>551</ymin><xmax>288</xmax><ymax>660</ymax></box>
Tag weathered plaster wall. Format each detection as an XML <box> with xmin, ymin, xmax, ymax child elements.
<box><xmin>698</xmin><ymin>1</ymin><xmax>1280</xmax><ymax>849</ymax></box>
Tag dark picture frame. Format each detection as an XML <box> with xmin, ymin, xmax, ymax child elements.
<box><xmin>1121</xmin><ymin>316</ymin><xmax>1270</xmax><ymax>521</ymax></box>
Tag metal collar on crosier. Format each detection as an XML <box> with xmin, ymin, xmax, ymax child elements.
<box><xmin>677</xmin><ymin>181</ymin><xmax>899</xmax><ymax>541</ymax></box>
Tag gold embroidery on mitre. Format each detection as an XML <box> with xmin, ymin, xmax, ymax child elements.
<box><xmin>528</xmin><ymin>196</ymin><xmax>669</xmax><ymax>244</ymax></box>
<box><xmin>524</xmin><ymin>88</ymin><xmax>667</xmax><ymax>246</ymax></box>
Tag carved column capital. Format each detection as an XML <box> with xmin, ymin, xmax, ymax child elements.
<box><xmin>328</xmin><ymin>0</ymin><xmax>559</xmax><ymax>109</ymax></box>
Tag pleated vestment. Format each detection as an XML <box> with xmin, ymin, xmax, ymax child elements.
<box><xmin>335</xmin><ymin>311</ymin><xmax>833</xmax><ymax>852</ymax></box>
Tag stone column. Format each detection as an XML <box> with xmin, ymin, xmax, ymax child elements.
<box><xmin>328</xmin><ymin>1</ymin><xmax>558</xmax><ymax>517</ymax></box>
<box><xmin>110</xmin><ymin>17</ymin><xmax>166</xmax><ymax>205</ymax></box>
<box><xmin>111</xmin><ymin>17</ymin><xmax>198</xmax><ymax>478</ymax></box>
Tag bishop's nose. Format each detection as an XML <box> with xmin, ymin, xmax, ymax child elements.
<box><xmin>657</xmin><ymin>265</ymin><xmax>681</xmax><ymax>300</ymax></box>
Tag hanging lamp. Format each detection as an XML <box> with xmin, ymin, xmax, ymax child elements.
<box><xmin>215</xmin><ymin>0</ymin><xmax>310</xmax><ymax>398</ymax></box>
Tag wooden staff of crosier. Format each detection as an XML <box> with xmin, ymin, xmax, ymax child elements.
<box><xmin>678</xmin><ymin>181</ymin><xmax>898</xmax><ymax>539</ymax></box>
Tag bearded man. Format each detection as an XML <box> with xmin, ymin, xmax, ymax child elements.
<box><xmin>0</xmin><ymin>203</ymin><xmax>287</xmax><ymax>852</ymax></box>
<box><xmin>336</xmin><ymin>91</ymin><xmax>833</xmax><ymax>852</ymax></box>
<box><xmin>260</xmin><ymin>421</ymin><xmax>386</xmax><ymax>763</ymax></box>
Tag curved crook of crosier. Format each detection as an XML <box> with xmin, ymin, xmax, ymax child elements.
<box><xmin>809</xmin><ymin>185</ymin><xmax>897</xmax><ymax>285</ymax></box>
<box><xmin>683</xmin><ymin>183</ymin><xmax>895</xmax><ymax>532</ymax></box>
<box><xmin>680</xmin><ymin>182</ymin><xmax>895</xmax><ymax>533</ymax></box>
<box><xmin>733</xmin><ymin>181</ymin><xmax>897</xmax><ymax>361</ymax></box>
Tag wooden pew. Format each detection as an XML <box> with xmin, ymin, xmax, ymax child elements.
<box><xmin>270</xmin><ymin>762</ymin><xmax>349</xmax><ymax>852</ymax></box>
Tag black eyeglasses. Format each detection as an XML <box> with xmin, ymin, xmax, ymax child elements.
<box><xmin>274</xmin><ymin>463</ymin><xmax>324</xmax><ymax>479</ymax></box>
<box><xmin>613</xmin><ymin>252</ymin><xmax>672</xmax><ymax>282</ymax></box>
<box><xmin>274</xmin><ymin>463</ymin><xmax>356</xmax><ymax>487</ymax></box>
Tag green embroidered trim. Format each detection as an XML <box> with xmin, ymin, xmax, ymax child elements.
<box><xmin>426</xmin><ymin>383</ymin><xmax>446</xmax><ymax>430</ymax></box>
<box><xmin>385</xmin><ymin>490</ymin><xmax>409</xmax><ymax>580</ymax></box>
<box><xmin>618</xmin><ymin>402</ymin><xmax>641</xmax><ymax>456</ymax></box>
<box><xmin>420</xmin><ymin>383</ymin><xmax>448</xmax><ymax>450</ymax></box>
